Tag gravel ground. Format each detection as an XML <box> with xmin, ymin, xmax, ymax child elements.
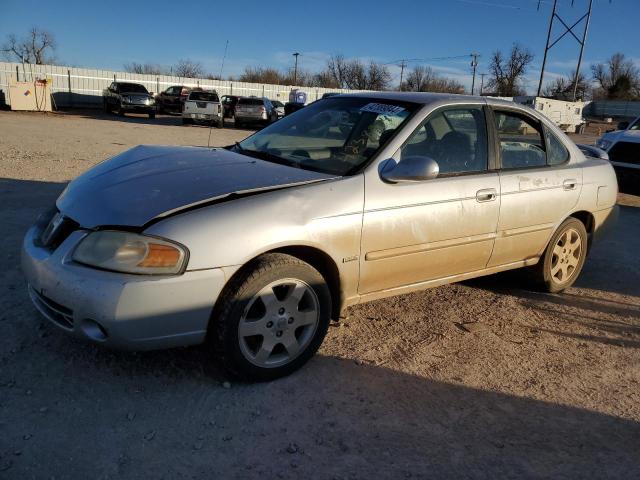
<box><xmin>1</xmin><ymin>110</ymin><xmax>639</xmax><ymax>479</ymax></box>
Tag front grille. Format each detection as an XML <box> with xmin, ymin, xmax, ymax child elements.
<box><xmin>608</xmin><ymin>141</ymin><xmax>640</xmax><ymax>165</ymax></box>
<box><xmin>29</xmin><ymin>285</ymin><xmax>74</xmax><ymax>330</ymax></box>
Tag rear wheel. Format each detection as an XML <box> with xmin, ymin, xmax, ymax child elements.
<box><xmin>535</xmin><ymin>217</ymin><xmax>588</xmax><ymax>293</ymax></box>
<box><xmin>211</xmin><ymin>253</ymin><xmax>331</xmax><ymax>381</ymax></box>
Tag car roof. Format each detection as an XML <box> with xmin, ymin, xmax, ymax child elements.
<box><xmin>338</xmin><ymin>91</ymin><xmax>484</xmax><ymax>104</ymax></box>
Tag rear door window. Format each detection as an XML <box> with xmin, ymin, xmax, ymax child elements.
<box><xmin>494</xmin><ymin>111</ymin><xmax>546</xmax><ymax>169</ymax></box>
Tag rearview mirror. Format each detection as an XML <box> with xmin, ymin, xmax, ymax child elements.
<box><xmin>617</xmin><ymin>121</ymin><xmax>629</xmax><ymax>131</ymax></box>
<box><xmin>379</xmin><ymin>156</ymin><xmax>439</xmax><ymax>183</ymax></box>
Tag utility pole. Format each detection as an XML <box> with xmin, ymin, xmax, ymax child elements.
<box><xmin>479</xmin><ymin>73</ymin><xmax>487</xmax><ymax>95</ymax></box>
<box><xmin>399</xmin><ymin>59</ymin><xmax>406</xmax><ymax>89</ymax></box>
<box><xmin>470</xmin><ymin>53</ymin><xmax>479</xmax><ymax>95</ymax></box>
<box><xmin>219</xmin><ymin>40</ymin><xmax>229</xmax><ymax>80</ymax></box>
<box><xmin>293</xmin><ymin>52</ymin><xmax>300</xmax><ymax>85</ymax></box>
<box><xmin>537</xmin><ymin>0</ymin><xmax>594</xmax><ymax>100</ymax></box>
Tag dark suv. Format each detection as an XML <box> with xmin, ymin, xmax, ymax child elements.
<box><xmin>103</xmin><ymin>82</ymin><xmax>156</xmax><ymax>118</ymax></box>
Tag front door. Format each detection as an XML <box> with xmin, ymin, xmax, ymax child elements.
<box><xmin>359</xmin><ymin>104</ymin><xmax>501</xmax><ymax>294</ymax></box>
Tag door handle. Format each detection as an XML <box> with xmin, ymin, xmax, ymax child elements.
<box><xmin>476</xmin><ymin>188</ymin><xmax>497</xmax><ymax>202</ymax></box>
<box><xmin>563</xmin><ymin>179</ymin><xmax>578</xmax><ymax>190</ymax></box>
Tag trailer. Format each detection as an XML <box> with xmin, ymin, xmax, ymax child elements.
<box><xmin>513</xmin><ymin>96</ymin><xmax>585</xmax><ymax>133</ymax></box>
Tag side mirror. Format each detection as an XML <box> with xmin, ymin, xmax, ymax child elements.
<box><xmin>380</xmin><ymin>156</ymin><xmax>439</xmax><ymax>183</ymax></box>
<box><xmin>617</xmin><ymin>121</ymin><xmax>630</xmax><ymax>131</ymax></box>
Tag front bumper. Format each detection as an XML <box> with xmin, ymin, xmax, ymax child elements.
<box><xmin>21</xmin><ymin>226</ymin><xmax>227</xmax><ymax>350</ymax></box>
<box><xmin>121</xmin><ymin>103</ymin><xmax>155</xmax><ymax>113</ymax></box>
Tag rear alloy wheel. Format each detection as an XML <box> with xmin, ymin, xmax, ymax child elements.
<box><xmin>537</xmin><ymin>217</ymin><xmax>588</xmax><ymax>293</ymax></box>
<box><xmin>212</xmin><ymin>253</ymin><xmax>331</xmax><ymax>381</ymax></box>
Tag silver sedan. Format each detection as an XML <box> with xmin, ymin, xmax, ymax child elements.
<box><xmin>22</xmin><ymin>93</ymin><xmax>618</xmax><ymax>380</ymax></box>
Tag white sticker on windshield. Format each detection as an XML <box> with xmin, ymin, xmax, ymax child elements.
<box><xmin>360</xmin><ymin>103</ymin><xmax>405</xmax><ymax>116</ymax></box>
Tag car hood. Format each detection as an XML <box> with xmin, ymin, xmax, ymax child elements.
<box><xmin>57</xmin><ymin>145</ymin><xmax>337</xmax><ymax>228</ymax></box>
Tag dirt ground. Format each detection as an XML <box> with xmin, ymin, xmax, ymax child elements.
<box><xmin>1</xmin><ymin>110</ymin><xmax>639</xmax><ymax>479</ymax></box>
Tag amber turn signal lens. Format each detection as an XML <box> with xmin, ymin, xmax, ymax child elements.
<box><xmin>137</xmin><ymin>243</ymin><xmax>182</xmax><ymax>268</ymax></box>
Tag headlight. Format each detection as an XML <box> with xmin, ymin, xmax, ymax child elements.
<box><xmin>596</xmin><ymin>139</ymin><xmax>612</xmax><ymax>150</ymax></box>
<box><xmin>147</xmin><ymin>97</ymin><xmax>155</xmax><ymax>105</ymax></box>
<box><xmin>72</xmin><ymin>231</ymin><xmax>187</xmax><ymax>275</ymax></box>
<box><xmin>121</xmin><ymin>95</ymin><xmax>130</xmax><ymax>104</ymax></box>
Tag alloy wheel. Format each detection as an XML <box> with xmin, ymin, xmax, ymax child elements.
<box><xmin>238</xmin><ymin>279</ymin><xmax>320</xmax><ymax>368</ymax></box>
<box><xmin>550</xmin><ymin>227</ymin><xmax>582</xmax><ymax>284</ymax></box>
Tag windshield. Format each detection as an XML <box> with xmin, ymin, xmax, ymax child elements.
<box><xmin>189</xmin><ymin>91</ymin><xmax>219</xmax><ymax>101</ymax></box>
<box><xmin>630</xmin><ymin>117</ymin><xmax>640</xmax><ymax>131</ymax></box>
<box><xmin>236</xmin><ymin>97</ymin><xmax>417</xmax><ymax>175</ymax></box>
<box><xmin>118</xmin><ymin>83</ymin><xmax>148</xmax><ymax>94</ymax></box>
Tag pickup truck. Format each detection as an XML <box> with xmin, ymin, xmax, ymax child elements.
<box><xmin>103</xmin><ymin>82</ymin><xmax>156</xmax><ymax>118</ymax></box>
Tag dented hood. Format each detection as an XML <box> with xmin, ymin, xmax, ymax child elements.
<box><xmin>57</xmin><ymin>145</ymin><xmax>336</xmax><ymax>228</ymax></box>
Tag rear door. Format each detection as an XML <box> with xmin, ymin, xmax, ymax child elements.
<box><xmin>487</xmin><ymin>108</ymin><xmax>582</xmax><ymax>267</ymax></box>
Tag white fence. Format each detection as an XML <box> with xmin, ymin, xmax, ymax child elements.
<box><xmin>0</xmin><ymin>62</ymin><xmax>365</xmax><ymax>108</ymax></box>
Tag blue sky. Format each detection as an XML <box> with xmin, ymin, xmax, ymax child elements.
<box><xmin>1</xmin><ymin>0</ymin><xmax>637</xmax><ymax>92</ymax></box>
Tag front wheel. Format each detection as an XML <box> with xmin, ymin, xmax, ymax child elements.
<box><xmin>211</xmin><ymin>253</ymin><xmax>331</xmax><ymax>381</ymax></box>
<box><xmin>535</xmin><ymin>217</ymin><xmax>588</xmax><ymax>293</ymax></box>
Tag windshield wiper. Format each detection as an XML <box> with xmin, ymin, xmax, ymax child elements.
<box><xmin>238</xmin><ymin>148</ymin><xmax>300</xmax><ymax>169</ymax></box>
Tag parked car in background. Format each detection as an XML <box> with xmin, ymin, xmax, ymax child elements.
<box><xmin>156</xmin><ymin>86</ymin><xmax>195</xmax><ymax>114</ymax></box>
<box><xmin>221</xmin><ymin>95</ymin><xmax>240</xmax><ymax>119</ymax></box>
<box><xmin>272</xmin><ymin>100</ymin><xmax>285</xmax><ymax>118</ymax></box>
<box><xmin>22</xmin><ymin>93</ymin><xmax>618</xmax><ymax>381</ymax></box>
<box><xmin>103</xmin><ymin>82</ymin><xmax>156</xmax><ymax>118</ymax></box>
<box><xmin>234</xmin><ymin>97</ymin><xmax>278</xmax><ymax>128</ymax></box>
<box><xmin>182</xmin><ymin>90</ymin><xmax>223</xmax><ymax>127</ymax></box>
<box><xmin>596</xmin><ymin>115</ymin><xmax>640</xmax><ymax>194</ymax></box>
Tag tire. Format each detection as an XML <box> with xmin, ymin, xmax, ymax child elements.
<box><xmin>235</xmin><ymin>117</ymin><xmax>243</xmax><ymax>129</ymax></box>
<box><xmin>216</xmin><ymin>116</ymin><xmax>224</xmax><ymax>129</ymax></box>
<box><xmin>534</xmin><ymin>217</ymin><xmax>588</xmax><ymax>293</ymax></box>
<box><xmin>211</xmin><ymin>253</ymin><xmax>332</xmax><ymax>381</ymax></box>
<box><xmin>182</xmin><ymin>118</ymin><xmax>192</xmax><ymax>125</ymax></box>
<box><xmin>116</xmin><ymin>103</ymin><xmax>125</xmax><ymax>116</ymax></box>
<box><xmin>148</xmin><ymin>112</ymin><xmax>156</xmax><ymax>119</ymax></box>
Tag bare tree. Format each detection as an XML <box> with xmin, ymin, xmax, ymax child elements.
<box><xmin>1</xmin><ymin>27</ymin><xmax>56</xmax><ymax>64</ymax></box>
<box><xmin>320</xmin><ymin>55</ymin><xmax>391</xmax><ymax>90</ymax></box>
<box><xmin>591</xmin><ymin>53</ymin><xmax>640</xmax><ymax>100</ymax></box>
<box><xmin>124</xmin><ymin>62</ymin><xmax>167</xmax><ymax>75</ymax></box>
<box><xmin>543</xmin><ymin>70</ymin><xmax>590</xmax><ymax>100</ymax></box>
<box><xmin>401</xmin><ymin>66</ymin><xmax>464</xmax><ymax>94</ymax></box>
<box><xmin>173</xmin><ymin>59</ymin><xmax>204</xmax><ymax>78</ymax></box>
<box><xmin>487</xmin><ymin>44</ymin><xmax>534</xmax><ymax>96</ymax></box>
